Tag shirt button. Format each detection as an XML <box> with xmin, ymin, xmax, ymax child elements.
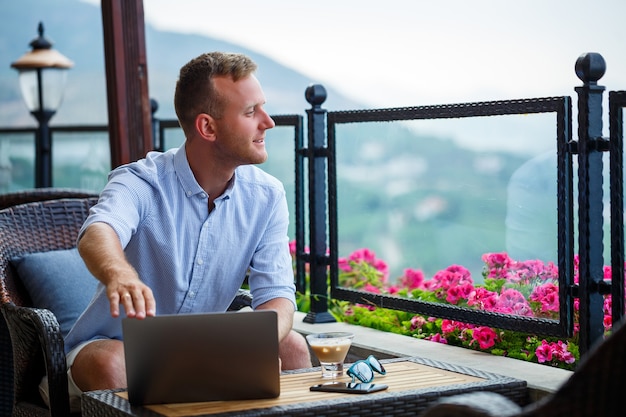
<box><xmin>197</xmin><ymin>259</ymin><xmax>204</xmax><ymax>265</ymax></box>
<box><xmin>189</xmin><ymin>291</ymin><xmax>196</xmax><ymax>299</ymax></box>
<box><xmin>186</xmin><ymin>190</ymin><xmax>193</xmax><ymax>197</ymax></box>
<box><xmin>200</xmin><ymin>192</ymin><xmax>207</xmax><ymax>199</ymax></box>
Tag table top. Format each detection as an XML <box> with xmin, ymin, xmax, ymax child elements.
<box><xmin>82</xmin><ymin>357</ymin><xmax>528</xmax><ymax>417</ymax></box>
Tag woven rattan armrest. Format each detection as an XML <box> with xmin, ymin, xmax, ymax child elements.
<box><xmin>2</xmin><ymin>302</ymin><xmax>72</xmax><ymax>417</ymax></box>
<box><xmin>420</xmin><ymin>391</ymin><xmax>523</xmax><ymax>417</ymax></box>
<box><xmin>0</xmin><ymin>188</ymin><xmax>97</xmax><ymax>210</ymax></box>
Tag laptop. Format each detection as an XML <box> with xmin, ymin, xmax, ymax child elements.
<box><xmin>122</xmin><ymin>310</ymin><xmax>280</xmax><ymax>405</ymax></box>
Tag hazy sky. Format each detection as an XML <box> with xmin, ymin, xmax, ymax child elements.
<box><xmin>82</xmin><ymin>0</ymin><xmax>626</xmax><ymax>152</ymax></box>
<box><xmin>133</xmin><ymin>0</ymin><xmax>626</xmax><ymax>109</ymax></box>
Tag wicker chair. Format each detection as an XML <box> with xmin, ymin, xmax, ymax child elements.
<box><xmin>0</xmin><ymin>189</ymin><xmax>98</xmax><ymax>417</ymax></box>
<box><xmin>420</xmin><ymin>317</ymin><xmax>626</xmax><ymax>417</ymax></box>
<box><xmin>0</xmin><ymin>196</ymin><xmax>254</xmax><ymax>416</ymax></box>
<box><xmin>0</xmin><ymin>198</ymin><xmax>98</xmax><ymax>417</ymax></box>
<box><xmin>0</xmin><ymin>188</ymin><xmax>97</xmax><ymax>210</ymax></box>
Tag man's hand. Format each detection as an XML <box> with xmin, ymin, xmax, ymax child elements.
<box><xmin>78</xmin><ymin>222</ymin><xmax>156</xmax><ymax>319</ymax></box>
<box><xmin>106</xmin><ymin>276</ymin><xmax>155</xmax><ymax>319</ymax></box>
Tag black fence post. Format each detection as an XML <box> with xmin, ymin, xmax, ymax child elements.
<box><xmin>574</xmin><ymin>52</ymin><xmax>607</xmax><ymax>355</ymax></box>
<box><xmin>609</xmin><ymin>90</ymin><xmax>626</xmax><ymax>328</ymax></box>
<box><xmin>150</xmin><ymin>98</ymin><xmax>162</xmax><ymax>152</ymax></box>
<box><xmin>303</xmin><ymin>84</ymin><xmax>335</xmax><ymax>323</ymax></box>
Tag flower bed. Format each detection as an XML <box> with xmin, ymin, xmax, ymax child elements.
<box><xmin>294</xmin><ymin>242</ymin><xmax>617</xmax><ymax>371</ymax></box>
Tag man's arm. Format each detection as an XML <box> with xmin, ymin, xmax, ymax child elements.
<box><xmin>255</xmin><ymin>297</ymin><xmax>295</xmax><ymax>342</ymax></box>
<box><xmin>78</xmin><ymin>222</ymin><xmax>156</xmax><ymax>319</ymax></box>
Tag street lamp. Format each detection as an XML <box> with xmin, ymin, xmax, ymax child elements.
<box><xmin>11</xmin><ymin>22</ymin><xmax>73</xmax><ymax>188</ymax></box>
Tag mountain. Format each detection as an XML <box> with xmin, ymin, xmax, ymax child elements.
<box><xmin>0</xmin><ymin>0</ymin><xmax>361</xmax><ymax>127</ymax></box>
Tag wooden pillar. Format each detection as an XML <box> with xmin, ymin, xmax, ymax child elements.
<box><xmin>101</xmin><ymin>0</ymin><xmax>152</xmax><ymax>167</ymax></box>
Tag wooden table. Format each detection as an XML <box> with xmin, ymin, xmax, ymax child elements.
<box><xmin>82</xmin><ymin>357</ymin><xmax>527</xmax><ymax>417</ymax></box>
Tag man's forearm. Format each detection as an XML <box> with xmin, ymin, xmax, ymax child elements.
<box><xmin>78</xmin><ymin>222</ymin><xmax>155</xmax><ymax>318</ymax></box>
<box><xmin>256</xmin><ymin>297</ymin><xmax>295</xmax><ymax>342</ymax></box>
<box><xmin>78</xmin><ymin>222</ymin><xmax>134</xmax><ymax>286</ymax></box>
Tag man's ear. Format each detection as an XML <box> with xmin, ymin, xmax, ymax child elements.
<box><xmin>195</xmin><ymin>113</ymin><xmax>217</xmax><ymax>141</ymax></box>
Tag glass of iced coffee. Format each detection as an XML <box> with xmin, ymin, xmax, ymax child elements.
<box><xmin>306</xmin><ymin>332</ymin><xmax>354</xmax><ymax>378</ymax></box>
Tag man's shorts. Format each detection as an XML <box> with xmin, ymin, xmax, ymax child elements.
<box><xmin>38</xmin><ymin>340</ymin><xmax>97</xmax><ymax>413</ymax></box>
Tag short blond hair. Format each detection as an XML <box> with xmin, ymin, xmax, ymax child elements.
<box><xmin>174</xmin><ymin>52</ymin><xmax>257</xmax><ymax>133</ymax></box>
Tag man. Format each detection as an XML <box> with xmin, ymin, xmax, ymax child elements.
<box><xmin>59</xmin><ymin>52</ymin><xmax>312</xmax><ymax>409</ymax></box>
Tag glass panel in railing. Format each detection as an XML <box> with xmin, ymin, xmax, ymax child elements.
<box><xmin>53</xmin><ymin>131</ymin><xmax>110</xmax><ymax>193</ymax></box>
<box><xmin>261</xmin><ymin>125</ymin><xmax>297</xmax><ymax>240</ymax></box>
<box><xmin>0</xmin><ymin>131</ymin><xmax>35</xmax><ymax>190</ymax></box>
<box><xmin>334</xmin><ymin>112</ymin><xmax>560</xmax><ymax>319</ymax></box>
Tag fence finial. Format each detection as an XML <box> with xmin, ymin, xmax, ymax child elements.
<box><xmin>305</xmin><ymin>84</ymin><xmax>327</xmax><ymax>107</ymax></box>
<box><xmin>575</xmin><ymin>52</ymin><xmax>606</xmax><ymax>85</ymax></box>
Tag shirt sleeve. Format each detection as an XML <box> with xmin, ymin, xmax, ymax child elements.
<box><xmin>78</xmin><ymin>166</ymin><xmax>154</xmax><ymax>248</ymax></box>
<box><xmin>247</xmin><ymin>185</ymin><xmax>297</xmax><ymax>310</ymax></box>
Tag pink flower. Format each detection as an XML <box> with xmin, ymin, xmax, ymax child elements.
<box><xmin>604</xmin><ymin>296</ymin><xmax>612</xmax><ymax>315</ymax></box>
<box><xmin>467</xmin><ymin>288</ymin><xmax>498</xmax><ymax>310</ymax></box>
<box><xmin>441</xmin><ymin>320</ymin><xmax>472</xmax><ymax>335</ymax></box>
<box><xmin>427</xmin><ymin>333</ymin><xmax>448</xmax><ymax>344</ymax></box>
<box><xmin>347</xmin><ymin>248</ymin><xmax>389</xmax><ymax>281</ymax></box>
<box><xmin>472</xmin><ymin>327</ymin><xmax>497</xmax><ymax>349</ymax></box>
<box><xmin>387</xmin><ymin>286</ymin><xmax>400</xmax><ymax>295</ymax></box>
<box><xmin>509</xmin><ymin>260</ymin><xmax>558</xmax><ymax>284</ymax></box>
<box><xmin>410</xmin><ymin>315</ymin><xmax>426</xmax><ymax>331</ymax></box>
<box><xmin>289</xmin><ymin>240</ymin><xmax>309</xmax><ymax>256</ymax></box>
<box><xmin>372</xmin><ymin>259</ymin><xmax>390</xmax><ymax>282</ymax></box>
<box><xmin>446</xmin><ymin>265</ymin><xmax>472</xmax><ymax>280</ymax></box>
<box><xmin>482</xmin><ymin>252</ymin><xmax>513</xmax><ymax>279</ymax></box>
<box><xmin>530</xmin><ymin>282</ymin><xmax>559</xmax><ymax>313</ymax></box>
<box><xmin>349</xmin><ymin>248</ymin><xmax>378</xmax><ymax>264</ymax></box>
<box><xmin>494</xmin><ymin>288</ymin><xmax>533</xmax><ymax>316</ymax></box>
<box><xmin>557</xmin><ymin>347</ymin><xmax>575</xmax><ymax>364</ymax></box>
<box><xmin>441</xmin><ymin>319</ymin><xmax>459</xmax><ymax>334</ymax></box>
<box><xmin>338</xmin><ymin>257</ymin><xmax>352</xmax><ymax>272</ymax></box>
<box><xmin>363</xmin><ymin>283</ymin><xmax>381</xmax><ymax>294</ymax></box>
<box><xmin>536</xmin><ymin>340</ymin><xmax>575</xmax><ymax>364</ymax></box>
<box><xmin>536</xmin><ymin>340</ymin><xmax>553</xmax><ymax>363</ymax></box>
<box><xmin>426</xmin><ymin>266</ymin><xmax>474</xmax><ymax>293</ymax></box>
<box><xmin>445</xmin><ymin>283</ymin><xmax>474</xmax><ymax>304</ymax></box>
<box><xmin>400</xmin><ymin>268</ymin><xmax>425</xmax><ymax>290</ymax></box>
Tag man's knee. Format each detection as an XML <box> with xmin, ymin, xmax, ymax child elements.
<box><xmin>71</xmin><ymin>339</ymin><xmax>127</xmax><ymax>391</ymax></box>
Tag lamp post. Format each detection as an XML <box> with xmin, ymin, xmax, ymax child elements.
<box><xmin>11</xmin><ymin>22</ymin><xmax>73</xmax><ymax>188</ymax></box>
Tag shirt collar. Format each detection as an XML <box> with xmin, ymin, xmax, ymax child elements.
<box><xmin>173</xmin><ymin>144</ymin><xmax>235</xmax><ymax>200</ymax></box>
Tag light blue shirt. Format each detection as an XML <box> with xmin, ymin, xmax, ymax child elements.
<box><xmin>64</xmin><ymin>145</ymin><xmax>296</xmax><ymax>354</ymax></box>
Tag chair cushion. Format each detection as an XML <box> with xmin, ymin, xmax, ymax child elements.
<box><xmin>10</xmin><ymin>248</ymin><xmax>98</xmax><ymax>338</ymax></box>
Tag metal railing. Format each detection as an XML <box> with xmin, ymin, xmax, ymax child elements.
<box><xmin>298</xmin><ymin>52</ymin><xmax>625</xmax><ymax>358</ymax></box>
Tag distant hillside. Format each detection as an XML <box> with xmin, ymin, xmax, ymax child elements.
<box><xmin>0</xmin><ymin>0</ymin><xmax>361</xmax><ymax>127</ymax></box>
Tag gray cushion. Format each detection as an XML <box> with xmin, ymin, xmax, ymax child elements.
<box><xmin>10</xmin><ymin>248</ymin><xmax>98</xmax><ymax>338</ymax></box>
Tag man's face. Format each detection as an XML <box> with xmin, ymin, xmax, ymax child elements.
<box><xmin>210</xmin><ymin>74</ymin><xmax>275</xmax><ymax>166</ymax></box>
